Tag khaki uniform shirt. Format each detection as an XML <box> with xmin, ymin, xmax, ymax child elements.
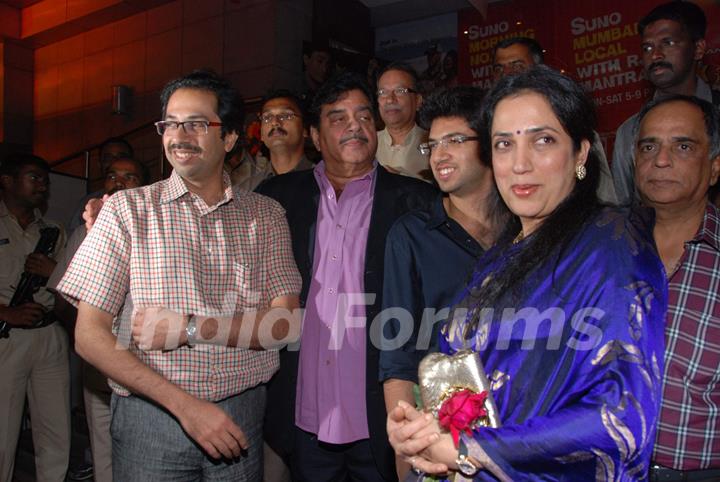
<box><xmin>0</xmin><ymin>201</ymin><xmax>65</xmax><ymax>311</ymax></box>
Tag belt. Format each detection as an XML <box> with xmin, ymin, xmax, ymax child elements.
<box><xmin>649</xmin><ymin>464</ymin><xmax>720</xmax><ymax>482</ymax></box>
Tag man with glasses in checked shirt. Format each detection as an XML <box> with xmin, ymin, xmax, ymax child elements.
<box><xmin>58</xmin><ymin>70</ymin><xmax>301</xmax><ymax>481</ymax></box>
<box><xmin>634</xmin><ymin>95</ymin><xmax>720</xmax><ymax>482</ymax></box>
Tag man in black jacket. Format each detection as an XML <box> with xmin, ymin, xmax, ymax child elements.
<box><xmin>259</xmin><ymin>72</ymin><xmax>435</xmax><ymax>482</ymax></box>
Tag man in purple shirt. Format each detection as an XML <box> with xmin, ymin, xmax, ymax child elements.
<box><xmin>259</xmin><ymin>73</ymin><xmax>435</xmax><ymax>481</ymax></box>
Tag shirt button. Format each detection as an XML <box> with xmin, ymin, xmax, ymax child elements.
<box><xmin>329</xmin><ymin>288</ymin><xmax>335</xmax><ymax>294</ymax></box>
<box><xmin>325</xmin><ymin>360</ymin><xmax>331</xmax><ymax>366</ymax></box>
<box><xmin>332</xmin><ymin>254</ymin><xmax>338</xmax><ymax>260</ymax></box>
<box><xmin>328</xmin><ymin>193</ymin><xmax>334</xmax><ymax>199</ymax></box>
<box><xmin>336</xmin><ymin>224</ymin><xmax>343</xmax><ymax>229</ymax></box>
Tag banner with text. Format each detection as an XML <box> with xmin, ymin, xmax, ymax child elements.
<box><xmin>458</xmin><ymin>0</ymin><xmax>720</xmax><ymax>137</ymax></box>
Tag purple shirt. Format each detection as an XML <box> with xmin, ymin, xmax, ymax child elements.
<box><xmin>295</xmin><ymin>161</ymin><xmax>377</xmax><ymax>444</ymax></box>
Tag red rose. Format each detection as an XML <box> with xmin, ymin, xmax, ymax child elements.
<box><xmin>438</xmin><ymin>389</ymin><xmax>488</xmax><ymax>447</ymax></box>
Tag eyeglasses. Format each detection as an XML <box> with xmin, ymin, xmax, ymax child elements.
<box><xmin>418</xmin><ymin>135</ymin><xmax>480</xmax><ymax>155</ymax></box>
<box><xmin>154</xmin><ymin>120</ymin><xmax>222</xmax><ymax>135</ymax></box>
<box><xmin>376</xmin><ymin>87</ymin><xmax>417</xmax><ymax>98</ymax></box>
<box><xmin>258</xmin><ymin>112</ymin><xmax>301</xmax><ymax>124</ymax></box>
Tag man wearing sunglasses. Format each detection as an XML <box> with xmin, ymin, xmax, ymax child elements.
<box><xmin>58</xmin><ymin>70</ymin><xmax>301</xmax><ymax>480</ymax></box>
<box><xmin>376</xmin><ymin>63</ymin><xmax>431</xmax><ymax>181</ymax></box>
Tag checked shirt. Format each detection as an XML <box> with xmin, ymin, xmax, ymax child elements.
<box><xmin>653</xmin><ymin>203</ymin><xmax>720</xmax><ymax>470</ymax></box>
<box><xmin>58</xmin><ymin>170</ymin><xmax>301</xmax><ymax>402</ymax></box>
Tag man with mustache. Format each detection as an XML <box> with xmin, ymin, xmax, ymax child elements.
<box><xmin>49</xmin><ymin>155</ymin><xmax>146</xmax><ymax>482</ymax></box>
<box><xmin>375</xmin><ymin>63</ymin><xmax>431</xmax><ymax>181</ymax></box>
<box><xmin>634</xmin><ymin>95</ymin><xmax>720</xmax><ymax>482</ymax></box>
<box><xmin>0</xmin><ymin>153</ymin><xmax>69</xmax><ymax>482</ymax></box>
<box><xmin>258</xmin><ymin>72</ymin><xmax>435</xmax><ymax>481</ymax></box>
<box><xmin>58</xmin><ymin>70</ymin><xmax>301</xmax><ymax>480</ymax></box>
<box><xmin>232</xmin><ymin>90</ymin><xmax>314</xmax><ymax>192</ymax></box>
<box><xmin>68</xmin><ymin>137</ymin><xmax>135</xmax><ymax>232</ymax></box>
<box><xmin>612</xmin><ymin>1</ymin><xmax>720</xmax><ymax>206</ymax></box>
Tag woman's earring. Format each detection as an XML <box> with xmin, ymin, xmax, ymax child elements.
<box><xmin>575</xmin><ymin>164</ymin><xmax>586</xmax><ymax>181</ymax></box>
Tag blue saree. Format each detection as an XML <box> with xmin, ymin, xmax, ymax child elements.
<box><xmin>439</xmin><ymin>208</ymin><xmax>667</xmax><ymax>481</ymax></box>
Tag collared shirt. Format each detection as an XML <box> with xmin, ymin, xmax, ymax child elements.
<box><xmin>58</xmin><ymin>170</ymin><xmax>301</xmax><ymax>401</ymax></box>
<box><xmin>379</xmin><ymin>193</ymin><xmax>484</xmax><ymax>383</ymax></box>
<box><xmin>0</xmin><ymin>201</ymin><xmax>65</xmax><ymax>311</ymax></box>
<box><xmin>591</xmin><ymin>132</ymin><xmax>619</xmax><ymax>205</ymax></box>
<box><xmin>229</xmin><ymin>152</ymin><xmax>314</xmax><ymax>192</ymax></box>
<box><xmin>611</xmin><ymin>78</ymin><xmax>717</xmax><ymax>206</ymax></box>
<box><xmin>376</xmin><ymin>124</ymin><xmax>430</xmax><ymax>182</ymax></box>
<box><xmin>654</xmin><ymin>203</ymin><xmax>720</xmax><ymax>470</ymax></box>
<box><xmin>295</xmin><ymin>161</ymin><xmax>376</xmax><ymax>444</ymax></box>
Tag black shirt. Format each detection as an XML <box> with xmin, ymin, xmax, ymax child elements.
<box><xmin>379</xmin><ymin>193</ymin><xmax>484</xmax><ymax>383</ymax></box>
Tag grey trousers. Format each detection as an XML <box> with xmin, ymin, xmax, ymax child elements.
<box><xmin>111</xmin><ymin>385</ymin><xmax>265</xmax><ymax>481</ymax></box>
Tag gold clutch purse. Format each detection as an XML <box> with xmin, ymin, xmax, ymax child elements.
<box><xmin>418</xmin><ymin>349</ymin><xmax>501</xmax><ymax>429</ymax></box>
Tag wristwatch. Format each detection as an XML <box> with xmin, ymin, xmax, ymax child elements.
<box><xmin>456</xmin><ymin>439</ymin><xmax>479</xmax><ymax>477</ymax></box>
<box><xmin>185</xmin><ymin>314</ymin><xmax>197</xmax><ymax>347</ymax></box>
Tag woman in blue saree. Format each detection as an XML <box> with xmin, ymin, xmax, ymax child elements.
<box><xmin>387</xmin><ymin>66</ymin><xmax>667</xmax><ymax>481</ymax></box>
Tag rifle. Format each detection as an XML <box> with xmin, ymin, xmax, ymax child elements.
<box><xmin>0</xmin><ymin>226</ymin><xmax>60</xmax><ymax>338</ymax></box>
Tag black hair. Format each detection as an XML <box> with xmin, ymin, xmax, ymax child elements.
<box><xmin>160</xmin><ymin>69</ymin><xmax>244</xmax><ymax>139</ymax></box>
<box><xmin>634</xmin><ymin>94</ymin><xmax>720</xmax><ymax>160</ymax></box>
<box><xmin>639</xmin><ymin>1</ymin><xmax>707</xmax><ymax>41</ymax></box>
<box><xmin>0</xmin><ymin>152</ymin><xmax>50</xmax><ymax>177</ymax></box>
<box><xmin>493</xmin><ymin>37</ymin><xmax>545</xmax><ymax>65</ymax></box>
<box><xmin>444</xmin><ymin>50</ymin><xmax>458</xmax><ymax>67</ymax></box>
<box><xmin>466</xmin><ymin>65</ymin><xmax>601</xmax><ymax>331</ymax></box>
<box><xmin>303</xmin><ymin>39</ymin><xmax>331</xmax><ymax>58</ymax></box>
<box><xmin>418</xmin><ymin>86</ymin><xmax>507</xmax><ymax>234</ymax></box>
<box><xmin>99</xmin><ymin>137</ymin><xmax>134</xmax><ymax>158</ymax></box>
<box><xmin>417</xmin><ymin>86</ymin><xmax>484</xmax><ymax>135</ymax></box>
<box><xmin>308</xmin><ymin>72</ymin><xmax>377</xmax><ymax>128</ymax></box>
<box><xmin>377</xmin><ymin>61</ymin><xmax>420</xmax><ymax>90</ymax></box>
<box><xmin>261</xmin><ymin>89</ymin><xmax>307</xmax><ymax>125</ymax></box>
